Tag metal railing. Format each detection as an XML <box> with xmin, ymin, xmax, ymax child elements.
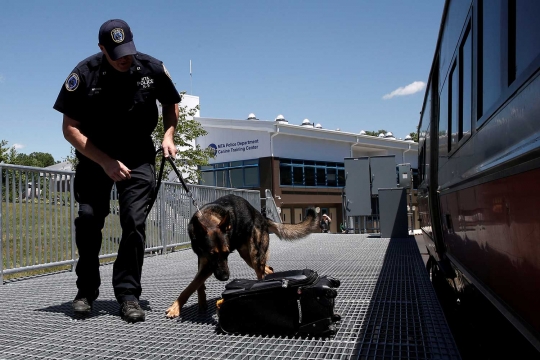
<box><xmin>1</xmin><ymin>163</ymin><xmax>260</xmax><ymax>282</ymax></box>
<box><xmin>263</xmin><ymin>189</ymin><xmax>282</xmax><ymax>223</ymax></box>
<box><xmin>346</xmin><ymin>215</ymin><xmax>381</xmax><ymax>234</ymax></box>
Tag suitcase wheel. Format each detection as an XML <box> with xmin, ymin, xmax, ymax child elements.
<box><xmin>332</xmin><ymin>313</ymin><xmax>341</xmax><ymax>322</ymax></box>
<box><xmin>326</xmin><ymin>276</ymin><xmax>341</xmax><ymax>288</ymax></box>
<box><xmin>327</xmin><ymin>324</ymin><xmax>337</xmax><ymax>335</ymax></box>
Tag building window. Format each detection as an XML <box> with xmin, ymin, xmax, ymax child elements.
<box><xmin>244</xmin><ymin>167</ymin><xmax>259</xmax><ymax>186</ymax></box>
<box><xmin>216</xmin><ymin>170</ymin><xmax>227</xmax><ymax>187</ymax></box>
<box><xmin>278</xmin><ymin>158</ymin><xmax>345</xmax><ymax>188</ymax></box>
<box><xmin>199</xmin><ymin>159</ymin><xmax>259</xmax><ymax>188</ymax></box>
<box><xmin>280</xmin><ymin>162</ymin><xmax>292</xmax><ymax>186</ymax></box>
<box><xmin>293</xmin><ymin>167</ymin><xmax>304</xmax><ymax>185</ymax></box>
<box><xmin>316</xmin><ymin>168</ymin><xmax>326</xmax><ymax>186</ymax></box>
<box><xmin>201</xmin><ymin>171</ymin><xmax>215</xmax><ymax>186</ymax></box>
<box><xmin>327</xmin><ymin>169</ymin><xmax>337</xmax><ymax>187</ymax></box>
<box><xmin>229</xmin><ymin>168</ymin><xmax>243</xmax><ymax>188</ymax></box>
<box><xmin>304</xmin><ymin>167</ymin><xmax>315</xmax><ymax>186</ymax></box>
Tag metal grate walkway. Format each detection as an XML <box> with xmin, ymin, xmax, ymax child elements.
<box><xmin>0</xmin><ymin>234</ymin><xmax>460</xmax><ymax>359</ymax></box>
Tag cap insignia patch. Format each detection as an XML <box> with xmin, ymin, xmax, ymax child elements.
<box><xmin>65</xmin><ymin>73</ymin><xmax>79</xmax><ymax>92</ymax></box>
<box><xmin>111</xmin><ymin>28</ymin><xmax>125</xmax><ymax>43</ymax></box>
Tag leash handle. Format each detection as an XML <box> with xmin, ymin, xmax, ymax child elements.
<box><xmin>146</xmin><ymin>147</ymin><xmax>202</xmax><ymax>219</ymax></box>
<box><xmin>164</xmin><ymin>155</ymin><xmax>203</xmax><ymax>214</ymax></box>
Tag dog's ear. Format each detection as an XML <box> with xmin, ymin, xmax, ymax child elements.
<box><xmin>218</xmin><ymin>213</ymin><xmax>230</xmax><ymax>231</ymax></box>
<box><xmin>193</xmin><ymin>214</ymin><xmax>208</xmax><ymax>233</ymax></box>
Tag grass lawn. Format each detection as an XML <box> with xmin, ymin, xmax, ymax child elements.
<box><xmin>2</xmin><ymin>200</ymin><xmax>189</xmax><ymax>281</ymax></box>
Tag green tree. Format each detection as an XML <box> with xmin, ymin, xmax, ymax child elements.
<box><xmin>152</xmin><ymin>95</ymin><xmax>215</xmax><ymax>183</ymax></box>
<box><xmin>13</xmin><ymin>152</ymin><xmax>55</xmax><ymax>167</ymax></box>
<box><xmin>363</xmin><ymin>129</ymin><xmax>388</xmax><ymax>137</ymax></box>
<box><xmin>0</xmin><ymin>140</ymin><xmax>17</xmax><ymax>164</ymax></box>
<box><xmin>409</xmin><ymin>125</ymin><xmax>419</xmax><ymax>142</ymax></box>
<box><xmin>0</xmin><ymin>139</ymin><xmax>9</xmax><ymax>163</ymax></box>
<box><xmin>64</xmin><ymin>146</ymin><xmax>78</xmax><ymax>171</ymax></box>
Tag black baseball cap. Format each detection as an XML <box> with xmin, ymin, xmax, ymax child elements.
<box><xmin>98</xmin><ymin>19</ymin><xmax>137</xmax><ymax>61</ymax></box>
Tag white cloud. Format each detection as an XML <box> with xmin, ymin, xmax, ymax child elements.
<box><xmin>383</xmin><ymin>81</ymin><xmax>426</xmax><ymax>100</ymax></box>
<box><xmin>13</xmin><ymin>143</ymin><xmax>25</xmax><ymax>150</ymax></box>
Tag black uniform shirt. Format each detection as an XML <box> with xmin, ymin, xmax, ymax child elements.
<box><xmin>54</xmin><ymin>52</ymin><xmax>181</xmax><ymax>167</ymax></box>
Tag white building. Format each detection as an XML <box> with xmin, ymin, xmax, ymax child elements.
<box><xmin>185</xmin><ymin>96</ymin><xmax>418</xmax><ymax>232</ymax></box>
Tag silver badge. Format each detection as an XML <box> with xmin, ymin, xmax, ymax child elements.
<box><xmin>137</xmin><ymin>76</ymin><xmax>154</xmax><ymax>89</ymax></box>
<box><xmin>65</xmin><ymin>73</ymin><xmax>79</xmax><ymax>92</ymax></box>
<box><xmin>111</xmin><ymin>28</ymin><xmax>125</xmax><ymax>43</ymax></box>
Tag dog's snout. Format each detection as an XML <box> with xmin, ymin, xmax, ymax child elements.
<box><xmin>214</xmin><ymin>270</ymin><xmax>229</xmax><ymax>281</ymax></box>
<box><xmin>214</xmin><ymin>261</ymin><xmax>230</xmax><ymax>281</ymax></box>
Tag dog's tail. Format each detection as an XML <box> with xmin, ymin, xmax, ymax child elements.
<box><xmin>267</xmin><ymin>208</ymin><xmax>319</xmax><ymax>240</ymax></box>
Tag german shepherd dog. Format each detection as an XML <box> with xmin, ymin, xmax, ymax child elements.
<box><xmin>165</xmin><ymin>194</ymin><xmax>319</xmax><ymax>318</ymax></box>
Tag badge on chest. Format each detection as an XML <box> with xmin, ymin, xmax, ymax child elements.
<box><xmin>137</xmin><ymin>76</ymin><xmax>154</xmax><ymax>89</ymax></box>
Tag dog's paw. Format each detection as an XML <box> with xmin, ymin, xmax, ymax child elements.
<box><xmin>165</xmin><ymin>301</ymin><xmax>181</xmax><ymax>319</ymax></box>
<box><xmin>264</xmin><ymin>265</ymin><xmax>274</xmax><ymax>275</ymax></box>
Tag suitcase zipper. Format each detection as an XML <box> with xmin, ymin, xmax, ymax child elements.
<box><xmin>297</xmin><ymin>287</ymin><xmax>303</xmax><ymax>323</ymax></box>
<box><xmin>297</xmin><ymin>298</ymin><xmax>302</xmax><ymax>323</ymax></box>
<box><xmin>286</xmin><ymin>272</ymin><xmax>319</xmax><ymax>287</ymax></box>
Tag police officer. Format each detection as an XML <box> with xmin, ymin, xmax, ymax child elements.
<box><xmin>53</xmin><ymin>19</ymin><xmax>181</xmax><ymax>323</ymax></box>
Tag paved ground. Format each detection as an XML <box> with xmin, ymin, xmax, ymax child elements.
<box><xmin>0</xmin><ymin>234</ymin><xmax>460</xmax><ymax>359</ymax></box>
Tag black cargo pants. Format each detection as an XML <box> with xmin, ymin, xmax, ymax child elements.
<box><xmin>73</xmin><ymin>160</ymin><xmax>155</xmax><ymax>303</ymax></box>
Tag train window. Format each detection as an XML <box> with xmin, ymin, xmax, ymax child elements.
<box><xmin>449</xmin><ymin>61</ymin><xmax>458</xmax><ymax>152</ymax></box>
<box><xmin>511</xmin><ymin>0</ymin><xmax>540</xmax><ymax>83</ymax></box>
<box><xmin>439</xmin><ymin>80</ymin><xmax>449</xmax><ymax>157</ymax></box>
<box><xmin>479</xmin><ymin>0</ymin><xmax>503</xmax><ymax>118</ymax></box>
<box><xmin>460</xmin><ymin>25</ymin><xmax>472</xmax><ymax>141</ymax></box>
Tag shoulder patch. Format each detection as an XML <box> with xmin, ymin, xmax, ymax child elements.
<box><xmin>65</xmin><ymin>73</ymin><xmax>80</xmax><ymax>92</ymax></box>
<box><xmin>163</xmin><ymin>64</ymin><xmax>172</xmax><ymax>80</ymax></box>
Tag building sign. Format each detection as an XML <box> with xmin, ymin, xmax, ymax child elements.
<box><xmin>209</xmin><ymin>139</ymin><xmax>260</xmax><ymax>155</ymax></box>
<box><xmin>198</xmin><ymin>128</ymin><xmax>271</xmax><ymax>162</ymax></box>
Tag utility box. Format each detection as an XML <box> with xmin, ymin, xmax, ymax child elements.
<box><xmin>369</xmin><ymin>156</ymin><xmax>397</xmax><ymax>195</ymax></box>
<box><xmin>379</xmin><ymin>188</ymin><xmax>408</xmax><ymax>238</ymax></box>
<box><xmin>397</xmin><ymin>163</ymin><xmax>411</xmax><ymax>188</ymax></box>
<box><xmin>344</xmin><ymin>157</ymin><xmax>371</xmax><ymax>216</ymax></box>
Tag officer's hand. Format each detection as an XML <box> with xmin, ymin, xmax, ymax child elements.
<box><xmin>162</xmin><ymin>138</ymin><xmax>177</xmax><ymax>158</ymax></box>
<box><xmin>102</xmin><ymin>159</ymin><xmax>131</xmax><ymax>182</ymax></box>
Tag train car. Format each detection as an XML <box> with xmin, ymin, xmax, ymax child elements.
<box><xmin>417</xmin><ymin>0</ymin><xmax>540</xmax><ymax>352</ymax></box>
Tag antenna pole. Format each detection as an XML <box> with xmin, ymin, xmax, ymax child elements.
<box><xmin>190</xmin><ymin>60</ymin><xmax>192</xmax><ymax>95</ymax></box>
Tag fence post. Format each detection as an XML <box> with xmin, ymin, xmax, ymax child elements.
<box><xmin>0</xmin><ymin>165</ymin><xmax>4</xmax><ymax>284</ymax></box>
<box><xmin>70</xmin><ymin>172</ymin><xmax>76</xmax><ymax>272</ymax></box>
<box><xmin>160</xmin><ymin>185</ymin><xmax>166</xmax><ymax>255</ymax></box>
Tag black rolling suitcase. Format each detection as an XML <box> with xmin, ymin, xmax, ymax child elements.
<box><xmin>216</xmin><ymin>269</ymin><xmax>341</xmax><ymax>336</ymax></box>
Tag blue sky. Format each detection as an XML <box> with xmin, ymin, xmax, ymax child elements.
<box><xmin>0</xmin><ymin>0</ymin><xmax>444</xmax><ymax>162</ymax></box>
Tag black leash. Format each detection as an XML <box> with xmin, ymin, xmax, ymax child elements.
<box><xmin>146</xmin><ymin>148</ymin><xmax>202</xmax><ymax>220</ymax></box>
